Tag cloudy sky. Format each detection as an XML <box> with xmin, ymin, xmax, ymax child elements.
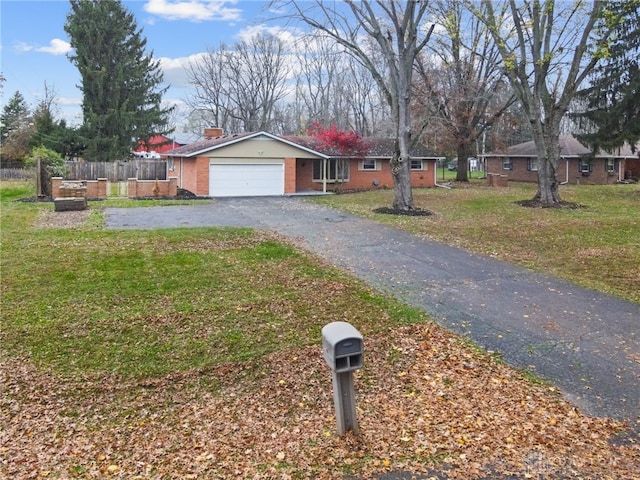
<box><xmin>0</xmin><ymin>0</ymin><xmax>292</xmax><ymax>127</ymax></box>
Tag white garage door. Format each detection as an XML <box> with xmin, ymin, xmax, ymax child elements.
<box><xmin>209</xmin><ymin>163</ymin><xmax>284</xmax><ymax>197</ymax></box>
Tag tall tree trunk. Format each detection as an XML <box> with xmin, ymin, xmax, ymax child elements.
<box><xmin>392</xmin><ymin>68</ymin><xmax>415</xmax><ymax>211</ymax></box>
<box><xmin>455</xmin><ymin>140</ymin><xmax>471</xmax><ymax>182</ymax></box>
<box><xmin>392</xmin><ymin>139</ymin><xmax>413</xmax><ymax>210</ymax></box>
<box><xmin>531</xmin><ymin>125</ymin><xmax>562</xmax><ymax>205</ymax></box>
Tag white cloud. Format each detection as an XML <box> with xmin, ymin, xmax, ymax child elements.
<box><xmin>235</xmin><ymin>24</ymin><xmax>300</xmax><ymax>45</ymax></box>
<box><xmin>57</xmin><ymin>96</ymin><xmax>82</xmax><ymax>107</ymax></box>
<box><xmin>36</xmin><ymin>38</ymin><xmax>72</xmax><ymax>55</ymax></box>
<box><xmin>13</xmin><ymin>38</ymin><xmax>71</xmax><ymax>55</ymax></box>
<box><xmin>143</xmin><ymin>0</ymin><xmax>242</xmax><ymax>22</ymax></box>
<box><xmin>158</xmin><ymin>53</ymin><xmax>206</xmax><ymax>88</ymax></box>
<box><xmin>13</xmin><ymin>41</ymin><xmax>34</xmax><ymax>53</ymax></box>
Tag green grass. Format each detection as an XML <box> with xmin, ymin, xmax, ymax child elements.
<box><xmin>2</xmin><ymin>178</ymin><xmax>638</xmax><ymax>383</ymax></box>
<box><xmin>0</xmin><ymin>180</ymin><xmax>430</xmax><ymax>379</ymax></box>
<box><xmin>312</xmin><ymin>181</ymin><xmax>640</xmax><ymax>303</ymax></box>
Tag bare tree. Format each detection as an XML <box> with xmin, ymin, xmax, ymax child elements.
<box><xmin>294</xmin><ymin>33</ymin><xmax>342</xmax><ymax>129</ymax></box>
<box><xmin>293</xmin><ymin>33</ymin><xmax>388</xmax><ymax>136</ymax></box>
<box><xmin>185</xmin><ymin>34</ymin><xmax>291</xmax><ymax>133</ymax></box>
<box><xmin>276</xmin><ymin>0</ymin><xmax>435</xmax><ymax>210</ymax></box>
<box><xmin>469</xmin><ymin>0</ymin><xmax>626</xmax><ymax>206</ymax></box>
<box><xmin>185</xmin><ymin>43</ymin><xmax>234</xmax><ymax>131</ymax></box>
<box><xmin>225</xmin><ymin>33</ymin><xmax>292</xmax><ymax>131</ymax></box>
<box><xmin>415</xmin><ymin>0</ymin><xmax>512</xmax><ymax>181</ymax></box>
<box><xmin>343</xmin><ymin>57</ymin><xmax>390</xmax><ymax>136</ymax></box>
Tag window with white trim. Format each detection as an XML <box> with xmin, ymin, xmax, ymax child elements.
<box><xmin>410</xmin><ymin>159</ymin><xmax>425</xmax><ymax>170</ymax></box>
<box><xmin>503</xmin><ymin>158</ymin><xmax>513</xmax><ymax>170</ymax></box>
<box><xmin>579</xmin><ymin>158</ymin><xmax>592</xmax><ymax>174</ymax></box>
<box><xmin>313</xmin><ymin>159</ymin><xmax>349</xmax><ymax>182</ymax></box>
<box><xmin>527</xmin><ymin>158</ymin><xmax>538</xmax><ymax>171</ymax></box>
<box><xmin>360</xmin><ymin>158</ymin><xmax>379</xmax><ymax>171</ymax></box>
<box><xmin>606</xmin><ymin>158</ymin><xmax>615</xmax><ymax>173</ymax></box>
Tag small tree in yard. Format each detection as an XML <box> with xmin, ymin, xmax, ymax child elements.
<box><xmin>308</xmin><ymin>122</ymin><xmax>369</xmax><ymax>188</ymax></box>
<box><xmin>0</xmin><ymin>91</ymin><xmax>32</xmax><ymax>164</ymax></box>
<box><xmin>308</xmin><ymin>122</ymin><xmax>370</xmax><ymax>157</ymax></box>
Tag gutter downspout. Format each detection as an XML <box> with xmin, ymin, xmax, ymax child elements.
<box><xmin>560</xmin><ymin>157</ymin><xmax>569</xmax><ymax>185</ymax></box>
<box><xmin>619</xmin><ymin>158</ymin><xmax>623</xmax><ymax>182</ymax></box>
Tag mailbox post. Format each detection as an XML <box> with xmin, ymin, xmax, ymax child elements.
<box><xmin>321</xmin><ymin>321</ymin><xmax>364</xmax><ymax>436</ymax></box>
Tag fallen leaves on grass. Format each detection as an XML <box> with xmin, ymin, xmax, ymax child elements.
<box><xmin>2</xmin><ymin>324</ymin><xmax>638</xmax><ymax>479</ymax></box>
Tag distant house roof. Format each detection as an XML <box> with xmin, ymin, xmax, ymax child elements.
<box><xmin>135</xmin><ymin>133</ymin><xmax>201</xmax><ymax>154</ymax></box>
<box><xmin>166</xmin><ymin>131</ymin><xmax>443</xmax><ymax>159</ymax></box>
<box><xmin>172</xmin><ymin>132</ymin><xmax>202</xmax><ymax>145</ymax></box>
<box><xmin>485</xmin><ymin>135</ymin><xmax>640</xmax><ymax>158</ymax></box>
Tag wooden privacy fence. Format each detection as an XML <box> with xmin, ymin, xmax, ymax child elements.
<box><xmin>64</xmin><ymin>160</ymin><xmax>167</xmax><ymax>181</ymax></box>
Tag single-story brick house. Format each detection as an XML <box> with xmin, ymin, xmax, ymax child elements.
<box><xmin>483</xmin><ymin>135</ymin><xmax>640</xmax><ymax>185</ymax></box>
<box><xmin>164</xmin><ymin>129</ymin><xmax>444</xmax><ymax>197</ymax></box>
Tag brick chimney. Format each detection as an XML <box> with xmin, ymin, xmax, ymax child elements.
<box><xmin>204</xmin><ymin>127</ymin><xmax>223</xmax><ymax>138</ymax></box>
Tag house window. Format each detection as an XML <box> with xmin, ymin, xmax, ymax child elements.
<box><xmin>527</xmin><ymin>158</ymin><xmax>538</xmax><ymax>171</ymax></box>
<box><xmin>503</xmin><ymin>158</ymin><xmax>513</xmax><ymax>170</ymax></box>
<box><xmin>360</xmin><ymin>159</ymin><xmax>379</xmax><ymax>171</ymax></box>
<box><xmin>313</xmin><ymin>159</ymin><xmax>349</xmax><ymax>182</ymax></box>
<box><xmin>606</xmin><ymin>158</ymin><xmax>615</xmax><ymax>173</ymax></box>
<box><xmin>410</xmin><ymin>159</ymin><xmax>425</xmax><ymax>170</ymax></box>
<box><xmin>579</xmin><ymin>158</ymin><xmax>592</xmax><ymax>174</ymax></box>
<box><xmin>167</xmin><ymin>157</ymin><xmax>175</xmax><ymax>171</ymax></box>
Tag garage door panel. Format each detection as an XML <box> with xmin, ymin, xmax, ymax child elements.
<box><xmin>210</xmin><ymin>164</ymin><xmax>284</xmax><ymax>197</ymax></box>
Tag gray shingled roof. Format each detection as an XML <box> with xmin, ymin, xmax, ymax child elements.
<box><xmin>165</xmin><ymin>131</ymin><xmax>443</xmax><ymax>158</ymax></box>
<box><xmin>487</xmin><ymin>135</ymin><xmax>639</xmax><ymax>158</ymax></box>
<box><xmin>165</xmin><ymin>131</ymin><xmax>257</xmax><ymax>157</ymax></box>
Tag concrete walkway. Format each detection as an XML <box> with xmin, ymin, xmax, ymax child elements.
<box><xmin>104</xmin><ymin>197</ymin><xmax>639</xmax><ymax>432</ymax></box>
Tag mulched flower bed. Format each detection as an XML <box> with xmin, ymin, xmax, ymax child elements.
<box><xmin>373</xmin><ymin>207</ymin><xmax>434</xmax><ymax>216</ymax></box>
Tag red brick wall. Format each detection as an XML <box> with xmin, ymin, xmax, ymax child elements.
<box><xmin>624</xmin><ymin>158</ymin><xmax>640</xmax><ymax>179</ymax></box>
<box><xmin>295</xmin><ymin>159</ymin><xmax>315</xmax><ymax>192</ymax></box>
<box><xmin>195</xmin><ymin>157</ymin><xmax>210</xmax><ymax>196</ymax></box>
<box><xmin>178</xmin><ymin>157</ymin><xmax>209</xmax><ymax>196</ymax></box>
<box><xmin>284</xmin><ymin>157</ymin><xmax>296</xmax><ymax>194</ymax></box>
<box><xmin>52</xmin><ymin>177</ymin><xmax>108</xmax><ymax>199</ymax></box>
<box><xmin>295</xmin><ymin>158</ymin><xmax>436</xmax><ymax>192</ymax></box>
<box><xmin>127</xmin><ymin>177</ymin><xmax>177</xmax><ymax>198</ymax></box>
<box><xmin>487</xmin><ymin>156</ymin><xmax>630</xmax><ymax>185</ymax></box>
<box><xmin>486</xmin><ymin>157</ymin><xmax>538</xmax><ymax>183</ymax></box>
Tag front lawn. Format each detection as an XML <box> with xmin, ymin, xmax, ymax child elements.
<box><xmin>1</xmin><ymin>180</ymin><xmax>638</xmax><ymax>479</ymax></box>
<box><xmin>313</xmin><ymin>182</ymin><xmax>640</xmax><ymax>303</ymax></box>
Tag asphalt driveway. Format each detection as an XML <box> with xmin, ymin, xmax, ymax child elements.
<box><xmin>105</xmin><ymin>197</ymin><xmax>640</xmax><ymax>432</ymax></box>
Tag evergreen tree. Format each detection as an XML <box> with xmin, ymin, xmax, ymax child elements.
<box><xmin>1</xmin><ymin>91</ymin><xmax>30</xmax><ymax>140</ymax></box>
<box><xmin>575</xmin><ymin>1</ymin><xmax>640</xmax><ymax>151</ymax></box>
<box><xmin>64</xmin><ymin>0</ymin><xmax>174</xmax><ymax>161</ymax></box>
<box><xmin>0</xmin><ymin>91</ymin><xmax>33</xmax><ymax>164</ymax></box>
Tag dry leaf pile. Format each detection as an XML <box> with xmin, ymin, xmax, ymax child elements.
<box><xmin>2</xmin><ymin>324</ymin><xmax>639</xmax><ymax>479</ymax></box>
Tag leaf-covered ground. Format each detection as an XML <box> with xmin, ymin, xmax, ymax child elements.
<box><xmin>2</xmin><ymin>324</ymin><xmax>638</xmax><ymax>479</ymax></box>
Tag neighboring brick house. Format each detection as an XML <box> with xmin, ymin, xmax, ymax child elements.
<box><xmin>164</xmin><ymin>129</ymin><xmax>444</xmax><ymax>197</ymax></box>
<box><xmin>483</xmin><ymin>135</ymin><xmax>640</xmax><ymax>185</ymax></box>
<box><xmin>134</xmin><ymin>133</ymin><xmax>200</xmax><ymax>158</ymax></box>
